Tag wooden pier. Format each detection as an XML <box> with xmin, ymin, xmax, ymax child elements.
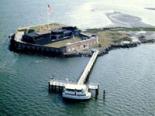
<box><xmin>48</xmin><ymin>80</ymin><xmax>65</xmax><ymax>92</ymax></box>
<box><xmin>77</xmin><ymin>50</ymin><xmax>99</xmax><ymax>85</ymax></box>
<box><xmin>48</xmin><ymin>80</ymin><xmax>99</xmax><ymax>93</ymax></box>
<box><xmin>48</xmin><ymin>50</ymin><xmax>100</xmax><ymax>98</ymax></box>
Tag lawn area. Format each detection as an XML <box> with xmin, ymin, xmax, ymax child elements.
<box><xmin>97</xmin><ymin>31</ymin><xmax>130</xmax><ymax>47</ymax></box>
<box><xmin>109</xmin><ymin>27</ymin><xmax>155</xmax><ymax>31</ymax></box>
<box><xmin>17</xmin><ymin>23</ymin><xmax>64</xmax><ymax>34</ymax></box>
<box><xmin>45</xmin><ymin>37</ymin><xmax>81</xmax><ymax>48</ymax></box>
<box><xmin>31</xmin><ymin>23</ymin><xmax>64</xmax><ymax>33</ymax></box>
<box><xmin>86</xmin><ymin>27</ymin><xmax>155</xmax><ymax>32</ymax></box>
<box><xmin>85</xmin><ymin>28</ymin><xmax>132</xmax><ymax>47</ymax></box>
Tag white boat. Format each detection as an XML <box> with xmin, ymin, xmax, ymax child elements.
<box><xmin>62</xmin><ymin>84</ymin><xmax>91</xmax><ymax>100</ymax></box>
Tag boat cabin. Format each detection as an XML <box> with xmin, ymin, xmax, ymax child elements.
<box><xmin>62</xmin><ymin>84</ymin><xmax>91</xmax><ymax>100</ymax></box>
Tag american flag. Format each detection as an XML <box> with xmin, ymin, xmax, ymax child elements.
<box><xmin>47</xmin><ymin>4</ymin><xmax>52</xmax><ymax>15</ymax></box>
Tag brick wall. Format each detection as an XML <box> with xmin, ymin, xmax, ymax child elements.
<box><xmin>65</xmin><ymin>37</ymin><xmax>98</xmax><ymax>53</ymax></box>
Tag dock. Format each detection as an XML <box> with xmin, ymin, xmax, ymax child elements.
<box><xmin>48</xmin><ymin>50</ymin><xmax>100</xmax><ymax>98</ymax></box>
<box><xmin>49</xmin><ymin>80</ymin><xmax>99</xmax><ymax>93</ymax></box>
<box><xmin>77</xmin><ymin>50</ymin><xmax>99</xmax><ymax>85</ymax></box>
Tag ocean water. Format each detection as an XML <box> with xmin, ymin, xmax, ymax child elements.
<box><xmin>0</xmin><ymin>0</ymin><xmax>155</xmax><ymax>116</ymax></box>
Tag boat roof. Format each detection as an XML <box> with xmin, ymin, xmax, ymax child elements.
<box><xmin>64</xmin><ymin>84</ymin><xmax>87</xmax><ymax>90</ymax></box>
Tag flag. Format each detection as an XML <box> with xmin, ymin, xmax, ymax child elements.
<box><xmin>47</xmin><ymin>4</ymin><xmax>52</xmax><ymax>16</ymax></box>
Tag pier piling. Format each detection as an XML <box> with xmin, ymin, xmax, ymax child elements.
<box><xmin>103</xmin><ymin>90</ymin><xmax>105</xmax><ymax>99</ymax></box>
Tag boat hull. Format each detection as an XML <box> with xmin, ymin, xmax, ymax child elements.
<box><xmin>62</xmin><ymin>92</ymin><xmax>91</xmax><ymax>101</ymax></box>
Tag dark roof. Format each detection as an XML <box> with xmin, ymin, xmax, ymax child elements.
<box><xmin>62</xmin><ymin>26</ymin><xmax>78</xmax><ymax>31</ymax></box>
<box><xmin>51</xmin><ymin>29</ymin><xmax>73</xmax><ymax>35</ymax></box>
<box><xmin>51</xmin><ymin>29</ymin><xmax>64</xmax><ymax>34</ymax></box>
<box><xmin>24</xmin><ymin>32</ymin><xmax>39</xmax><ymax>38</ymax></box>
<box><xmin>22</xmin><ymin>26</ymin><xmax>81</xmax><ymax>44</ymax></box>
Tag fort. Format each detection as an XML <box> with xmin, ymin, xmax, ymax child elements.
<box><xmin>9</xmin><ymin>23</ymin><xmax>99</xmax><ymax>56</ymax></box>
<box><xmin>9</xmin><ymin>23</ymin><xmax>155</xmax><ymax>57</ymax></box>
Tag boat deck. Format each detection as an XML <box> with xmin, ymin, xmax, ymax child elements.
<box><xmin>48</xmin><ymin>79</ymin><xmax>99</xmax><ymax>92</ymax></box>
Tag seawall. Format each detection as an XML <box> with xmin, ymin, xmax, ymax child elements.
<box><xmin>9</xmin><ymin>32</ymin><xmax>155</xmax><ymax>58</ymax></box>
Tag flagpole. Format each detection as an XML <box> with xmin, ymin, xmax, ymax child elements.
<box><xmin>47</xmin><ymin>4</ymin><xmax>52</xmax><ymax>24</ymax></box>
<box><xmin>47</xmin><ymin>4</ymin><xmax>49</xmax><ymax>30</ymax></box>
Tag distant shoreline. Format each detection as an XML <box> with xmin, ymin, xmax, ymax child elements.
<box><xmin>145</xmin><ymin>8</ymin><xmax>155</xmax><ymax>11</ymax></box>
<box><xmin>106</xmin><ymin>11</ymin><xmax>151</xmax><ymax>27</ymax></box>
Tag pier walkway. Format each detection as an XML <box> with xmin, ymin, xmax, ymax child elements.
<box><xmin>48</xmin><ymin>50</ymin><xmax>100</xmax><ymax>97</ymax></box>
<box><xmin>78</xmin><ymin>50</ymin><xmax>99</xmax><ymax>85</ymax></box>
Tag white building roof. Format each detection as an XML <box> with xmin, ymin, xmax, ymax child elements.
<box><xmin>64</xmin><ymin>84</ymin><xmax>86</xmax><ymax>90</ymax></box>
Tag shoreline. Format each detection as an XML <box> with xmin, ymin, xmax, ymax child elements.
<box><xmin>9</xmin><ymin>30</ymin><xmax>155</xmax><ymax>58</ymax></box>
<box><xmin>106</xmin><ymin>12</ymin><xmax>151</xmax><ymax>27</ymax></box>
<box><xmin>9</xmin><ymin>23</ymin><xmax>155</xmax><ymax>58</ymax></box>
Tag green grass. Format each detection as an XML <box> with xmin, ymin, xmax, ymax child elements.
<box><xmin>85</xmin><ymin>26</ymin><xmax>155</xmax><ymax>47</ymax></box>
<box><xmin>111</xmin><ymin>27</ymin><xmax>155</xmax><ymax>31</ymax></box>
<box><xmin>86</xmin><ymin>27</ymin><xmax>155</xmax><ymax>33</ymax></box>
<box><xmin>17</xmin><ymin>23</ymin><xmax>64</xmax><ymax>34</ymax></box>
<box><xmin>30</xmin><ymin>23</ymin><xmax>64</xmax><ymax>33</ymax></box>
<box><xmin>97</xmin><ymin>31</ymin><xmax>131</xmax><ymax>47</ymax></box>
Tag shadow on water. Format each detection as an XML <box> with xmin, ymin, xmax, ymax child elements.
<box><xmin>62</xmin><ymin>98</ymin><xmax>91</xmax><ymax>104</ymax></box>
<box><xmin>48</xmin><ymin>91</ymin><xmax>92</xmax><ymax>105</ymax></box>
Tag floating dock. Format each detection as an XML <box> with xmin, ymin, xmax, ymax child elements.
<box><xmin>48</xmin><ymin>50</ymin><xmax>99</xmax><ymax>98</ymax></box>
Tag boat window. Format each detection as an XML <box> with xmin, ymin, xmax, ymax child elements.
<box><xmin>65</xmin><ymin>89</ymin><xmax>75</xmax><ymax>92</ymax></box>
<box><xmin>76</xmin><ymin>90</ymin><xmax>82</xmax><ymax>92</ymax></box>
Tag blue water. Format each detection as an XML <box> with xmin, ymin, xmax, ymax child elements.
<box><xmin>0</xmin><ymin>0</ymin><xmax>155</xmax><ymax>116</ymax></box>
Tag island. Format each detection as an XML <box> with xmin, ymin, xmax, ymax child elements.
<box><xmin>9</xmin><ymin>23</ymin><xmax>155</xmax><ymax>57</ymax></box>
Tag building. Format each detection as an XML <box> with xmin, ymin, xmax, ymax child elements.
<box><xmin>22</xmin><ymin>26</ymin><xmax>80</xmax><ymax>45</ymax></box>
<box><xmin>12</xmin><ymin>25</ymin><xmax>99</xmax><ymax>56</ymax></box>
<box><xmin>65</xmin><ymin>36</ymin><xmax>98</xmax><ymax>53</ymax></box>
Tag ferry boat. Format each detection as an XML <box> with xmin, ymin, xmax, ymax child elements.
<box><xmin>62</xmin><ymin>84</ymin><xmax>91</xmax><ymax>100</ymax></box>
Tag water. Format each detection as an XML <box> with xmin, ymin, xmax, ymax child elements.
<box><xmin>0</xmin><ymin>0</ymin><xmax>155</xmax><ymax>116</ymax></box>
